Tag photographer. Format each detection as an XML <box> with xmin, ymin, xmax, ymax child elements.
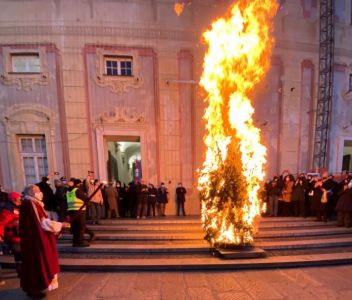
<box><xmin>292</xmin><ymin>173</ymin><xmax>308</xmax><ymax>217</ymax></box>
<box><xmin>267</xmin><ymin>176</ymin><xmax>281</xmax><ymax>217</ymax></box>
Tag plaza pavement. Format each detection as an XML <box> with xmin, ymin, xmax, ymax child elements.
<box><xmin>1</xmin><ymin>265</ymin><xmax>352</xmax><ymax>299</ymax></box>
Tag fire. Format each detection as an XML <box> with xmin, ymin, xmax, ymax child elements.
<box><xmin>174</xmin><ymin>2</ymin><xmax>185</xmax><ymax>16</ymax></box>
<box><xmin>198</xmin><ymin>0</ymin><xmax>278</xmax><ymax>247</ymax></box>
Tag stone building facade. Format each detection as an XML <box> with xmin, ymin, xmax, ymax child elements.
<box><xmin>0</xmin><ymin>0</ymin><xmax>352</xmax><ymax>215</ymax></box>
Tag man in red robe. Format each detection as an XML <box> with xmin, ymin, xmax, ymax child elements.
<box><xmin>20</xmin><ymin>184</ymin><xmax>67</xmax><ymax>298</ymax></box>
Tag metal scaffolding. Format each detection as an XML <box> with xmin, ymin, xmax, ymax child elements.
<box><xmin>312</xmin><ymin>0</ymin><xmax>335</xmax><ymax>169</ymax></box>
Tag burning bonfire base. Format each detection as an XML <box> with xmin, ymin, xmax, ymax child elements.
<box><xmin>215</xmin><ymin>246</ymin><xmax>267</xmax><ymax>260</ymax></box>
<box><xmin>198</xmin><ymin>0</ymin><xmax>278</xmax><ymax>256</ymax></box>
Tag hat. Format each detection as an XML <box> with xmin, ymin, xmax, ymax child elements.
<box><xmin>74</xmin><ymin>179</ymin><xmax>82</xmax><ymax>186</ymax></box>
<box><xmin>8</xmin><ymin>192</ymin><xmax>21</xmax><ymax>201</ymax></box>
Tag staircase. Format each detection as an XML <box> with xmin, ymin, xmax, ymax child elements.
<box><xmin>1</xmin><ymin>216</ymin><xmax>352</xmax><ymax>270</ymax></box>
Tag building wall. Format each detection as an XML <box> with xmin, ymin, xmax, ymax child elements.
<box><xmin>0</xmin><ymin>0</ymin><xmax>352</xmax><ymax>214</ymax></box>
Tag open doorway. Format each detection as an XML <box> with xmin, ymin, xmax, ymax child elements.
<box><xmin>106</xmin><ymin>136</ymin><xmax>142</xmax><ymax>185</ymax></box>
<box><xmin>342</xmin><ymin>140</ymin><xmax>352</xmax><ymax>172</ymax></box>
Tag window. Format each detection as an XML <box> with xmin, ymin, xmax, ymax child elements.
<box><xmin>335</xmin><ymin>0</ymin><xmax>346</xmax><ymax>23</ymax></box>
<box><xmin>104</xmin><ymin>56</ymin><xmax>133</xmax><ymax>76</ymax></box>
<box><xmin>11</xmin><ymin>53</ymin><xmax>41</xmax><ymax>73</ymax></box>
<box><xmin>349</xmin><ymin>74</ymin><xmax>352</xmax><ymax>91</ymax></box>
<box><xmin>19</xmin><ymin>135</ymin><xmax>48</xmax><ymax>185</ymax></box>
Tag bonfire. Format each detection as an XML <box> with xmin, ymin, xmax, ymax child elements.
<box><xmin>198</xmin><ymin>0</ymin><xmax>278</xmax><ymax>248</ymax></box>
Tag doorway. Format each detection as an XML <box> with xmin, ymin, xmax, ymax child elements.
<box><xmin>342</xmin><ymin>140</ymin><xmax>352</xmax><ymax>172</ymax></box>
<box><xmin>106</xmin><ymin>136</ymin><xmax>142</xmax><ymax>185</ymax></box>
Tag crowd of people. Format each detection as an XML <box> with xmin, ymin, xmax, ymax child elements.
<box><xmin>2</xmin><ymin>168</ymin><xmax>351</xmax><ymax>297</ymax></box>
<box><xmin>0</xmin><ymin>174</ymin><xmax>188</xmax><ymax>297</ymax></box>
<box><xmin>55</xmin><ymin>174</ymin><xmax>188</xmax><ymax>222</ymax></box>
<box><xmin>263</xmin><ymin>170</ymin><xmax>352</xmax><ymax>226</ymax></box>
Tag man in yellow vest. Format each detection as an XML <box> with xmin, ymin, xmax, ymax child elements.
<box><xmin>67</xmin><ymin>179</ymin><xmax>90</xmax><ymax>247</ymax></box>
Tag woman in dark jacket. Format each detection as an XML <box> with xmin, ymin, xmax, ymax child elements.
<box><xmin>147</xmin><ymin>184</ymin><xmax>158</xmax><ymax>217</ymax></box>
<box><xmin>311</xmin><ymin>180</ymin><xmax>327</xmax><ymax>222</ymax></box>
<box><xmin>292</xmin><ymin>174</ymin><xmax>308</xmax><ymax>217</ymax></box>
<box><xmin>335</xmin><ymin>180</ymin><xmax>352</xmax><ymax>227</ymax></box>
<box><xmin>157</xmin><ymin>183</ymin><xmax>168</xmax><ymax>217</ymax></box>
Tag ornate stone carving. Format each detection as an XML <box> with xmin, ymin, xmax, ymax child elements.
<box><xmin>95</xmin><ymin>74</ymin><xmax>142</xmax><ymax>94</ymax></box>
<box><xmin>0</xmin><ymin>47</ymin><xmax>50</xmax><ymax>91</ymax></box>
<box><xmin>94</xmin><ymin>48</ymin><xmax>143</xmax><ymax>94</ymax></box>
<box><xmin>0</xmin><ymin>74</ymin><xmax>49</xmax><ymax>92</ymax></box>
<box><xmin>95</xmin><ymin>107</ymin><xmax>146</xmax><ymax>124</ymax></box>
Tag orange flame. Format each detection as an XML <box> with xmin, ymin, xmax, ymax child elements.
<box><xmin>174</xmin><ymin>2</ymin><xmax>185</xmax><ymax>16</ymax></box>
<box><xmin>199</xmin><ymin>0</ymin><xmax>278</xmax><ymax>246</ymax></box>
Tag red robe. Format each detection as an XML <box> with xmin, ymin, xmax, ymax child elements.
<box><xmin>19</xmin><ymin>198</ymin><xmax>60</xmax><ymax>294</ymax></box>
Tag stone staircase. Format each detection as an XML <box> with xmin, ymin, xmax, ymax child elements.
<box><xmin>2</xmin><ymin>216</ymin><xmax>352</xmax><ymax>270</ymax></box>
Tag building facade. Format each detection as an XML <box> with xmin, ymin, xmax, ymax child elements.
<box><xmin>0</xmin><ymin>0</ymin><xmax>352</xmax><ymax>215</ymax></box>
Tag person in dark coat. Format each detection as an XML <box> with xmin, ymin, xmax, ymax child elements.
<box><xmin>36</xmin><ymin>175</ymin><xmax>58</xmax><ymax>221</ymax></box>
<box><xmin>67</xmin><ymin>179</ymin><xmax>91</xmax><ymax>247</ymax></box>
<box><xmin>292</xmin><ymin>174</ymin><xmax>308</xmax><ymax>217</ymax></box>
<box><xmin>116</xmin><ymin>181</ymin><xmax>124</xmax><ymax>217</ymax></box>
<box><xmin>147</xmin><ymin>183</ymin><xmax>158</xmax><ymax>217</ymax></box>
<box><xmin>176</xmin><ymin>183</ymin><xmax>187</xmax><ymax>216</ymax></box>
<box><xmin>321</xmin><ymin>172</ymin><xmax>338</xmax><ymax>220</ymax></box>
<box><xmin>118</xmin><ymin>183</ymin><xmax>128</xmax><ymax>217</ymax></box>
<box><xmin>157</xmin><ymin>183</ymin><xmax>168</xmax><ymax>216</ymax></box>
<box><xmin>136</xmin><ymin>180</ymin><xmax>148</xmax><ymax>219</ymax></box>
<box><xmin>335</xmin><ymin>179</ymin><xmax>352</xmax><ymax>227</ymax></box>
<box><xmin>310</xmin><ymin>179</ymin><xmax>327</xmax><ymax>222</ymax></box>
<box><xmin>267</xmin><ymin>176</ymin><xmax>281</xmax><ymax>217</ymax></box>
<box><xmin>55</xmin><ymin>177</ymin><xmax>68</xmax><ymax>222</ymax></box>
<box><xmin>128</xmin><ymin>181</ymin><xmax>138</xmax><ymax>218</ymax></box>
<box><xmin>0</xmin><ymin>184</ymin><xmax>8</xmax><ymax>210</ymax></box>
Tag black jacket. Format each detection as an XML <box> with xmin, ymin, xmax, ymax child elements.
<box><xmin>176</xmin><ymin>187</ymin><xmax>187</xmax><ymax>202</ymax></box>
<box><xmin>36</xmin><ymin>180</ymin><xmax>57</xmax><ymax>211</ymax></box>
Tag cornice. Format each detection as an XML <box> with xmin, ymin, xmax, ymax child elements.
<box><xmin>0</xmin><ymin>25</ymin><xmax>197</xmax><ymax>42</ymax></box>
<box><xmin>1</xmin><ymin>25</ymin><xmax>352</xmax><ymax>58</ymax></box>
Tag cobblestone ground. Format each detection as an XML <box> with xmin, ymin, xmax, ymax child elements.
<box><xmin>1</xmin><ymin>265</ymin><xmax>352</xmax><ymax>299</ymax></box>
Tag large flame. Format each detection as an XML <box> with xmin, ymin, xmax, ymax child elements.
<box><xmin>198</xmin><ymin>0</ymin><xmax>278</xmax><ymax>247</ymax></box>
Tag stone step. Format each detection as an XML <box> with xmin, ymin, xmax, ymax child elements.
<box><xmin>59</xmin><ymin>232</ymin><xmax>203</xmax><ymax>242</ymax></box>
<box><xmin>56</xmin><ymin>235</ymin><xmax>352</xmax><ymax>254</ymax></box>
<box><xmin>57</xmin><ymin>243</ymin><xmax>210</xmax><ymax>254</ymax></box>
<box><xmin>97</xmin><ymin>216</ymin><xmax>201</xmax><ymax>226</ymax></box>
<box><xmin>2</xmin><ymin>252</ymin><xmax>352</xmax><ymax>271</ymax></box>
<box><xmin>86</xmin><ymin>225</ymin><xmax>203</xmax><ymax>232</ymax></box>
<box><xmin>87</xmin><ymin>221</ymin><xmax>337</xmax><ymax>233</ymax></box>
<box><xmin>258</xmin><ymin>221</ymin><xmax>338</xmax><ymax>230</ymax></box>
<box><xmin>256</xmin><ymin>227</ymin><xmax>352</xmax><ymax>239</ymax></box>
<box><xmin>95</xmin><ymin>216</ymin><xmax>316</xmax><ymax>226</ymax></box>
<box><xmin>257</xmin><ymin>236</ymin><xmax>352</xmax><ymax>250</ymax></box>
<box><xmin>59</xmin><ymin>226</ymin><xmax>352</xmax><ymax>243</ymax></box>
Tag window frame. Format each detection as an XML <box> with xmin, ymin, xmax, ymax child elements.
<box><xmin>18</xmin><ymin>135</ymin><xmax>48</xmax><ymax>185</ymax></box>
<box><xmin>95</xmin><ymin>48</ymin><xmax>142</xmax><ymax>94</ymax></box>
<box><xmin>104</xmin><ymin>55</ymin><xmax>133</xmax><ymax>77</ymax></box>
<box><xmin>10</xmin><ymin>52</ymin><xmax>41</xmax><ymax>74</ymax></box>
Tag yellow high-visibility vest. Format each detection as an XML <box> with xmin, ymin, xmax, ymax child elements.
<box><xmin>66</xmin><ymin>188</ymin><xmax>85</xmax><ymax>211</ymax></box>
